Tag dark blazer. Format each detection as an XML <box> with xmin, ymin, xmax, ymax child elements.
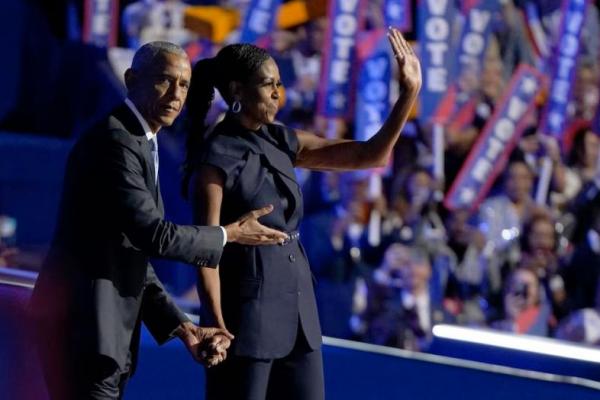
<box><xmin>30</xmin><ymin>103</ymin><xmax>224</xmax><ymax>371</ymax></box>
<box><xmin>196</xmin><ymin>114</ymin><xmax>321</xmax><ymax>359</ymax></box>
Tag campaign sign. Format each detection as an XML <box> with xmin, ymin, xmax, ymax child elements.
<box><xmin>239</xmin><ymin>0</ymin><xmax>282</xmax><ymax>44</ymax></box>
<box><xmin>432</xmin><ymin>0</ymin><xmax>498</xmax><ymax>124</ymax></box>
<box><xmin>83</xmin><ymin>0</ymin><xmax>119</xmax><ymax>47</ymax></box>
<box><xmin>417</xmin><ymin>0</ymin><xmax>457</xmax><ymax>122</ymax></box>
<box><xmin>444</xmin><ymin>65</ymin><xmax>545</xmax><ymax>211</ymax></box>
<box><xmin>385</xmin><ymin>0</ymin><xmax>412</xmax><ymax>32</ymax></box>
<box><xmin>355</xmin><ymin>34</ymin><xmax>392</xmax><ymax>142</ymax></box>
<box><xmin>539</xmin><ymin>0</ymin><xmax>588</xmax><ymax>140</ymax></box>
<box><xmin>317</xmin><ymin>0</ymin><xmax>366</xmax><ymax>118</ymax></box>
<box><xmin>523</xmin><ymin>0</ymin><xmax>551</xmax><ymax>60</ymax></box>
<box><xmin>454</xmin><ymin>0</ymin><xmax>500</xmax><ymax>80</ymax></box>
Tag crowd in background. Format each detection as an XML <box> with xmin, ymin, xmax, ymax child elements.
<box><xmin>3</xmin><ymin>0</ymin><xmax>600</xmax><ymax>352</ymax></box>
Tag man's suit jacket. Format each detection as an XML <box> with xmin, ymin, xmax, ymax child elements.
<box><xmin>30</xmin><ymin>103</ymin><xmax>224</xmax><ymax>371</ymax></box>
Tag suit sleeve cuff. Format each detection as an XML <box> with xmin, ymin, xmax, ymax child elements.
<box><xmin>219</xmin><ymin>226</ymin><xmax>227</xmax><ymax>246</ymax></box>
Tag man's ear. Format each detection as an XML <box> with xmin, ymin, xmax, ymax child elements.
<box><xmin>124</xmin><ymin>68</ymin><xmax>135</xmax><ymax>91</ymax></box>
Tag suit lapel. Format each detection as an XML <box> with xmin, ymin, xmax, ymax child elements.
<box><xmin>219</xmin><ymin>115</ymin><xmax>303</xmax><ymax>226</ymax></box>
<box><xmin>248</xmin><ymin>128</ymin><xmax>302</xmax><ymax>226</ymax></box>
<box><xmin>112</xmin><ymin>103</ymin><xmax>159</xmax><ymax>201</ymax></box>
<box><xmin>254</xmin><ymin>126</ymin><xmax>298</xmax><ymax>182</ymax></box>
<box><xmin>156</xmin><ymin>178</ymin><xmax>165</xmax><ymax>217</ymax></box>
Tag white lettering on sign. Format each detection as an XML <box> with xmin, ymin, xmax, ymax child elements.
<box><xmin>458</xmin><ymin>8</ymin><xmax>492</xmax><ymax>69</ymax></box>
<box><xmin>423</xmin><ymin>0</ymin><xmax>451</xmax><ymax>93</ymax></box>
<box><xmin>333</xmin><ymin>37</ymin><xmax>355</xmax><ymax>59</ymax></box>
<box><xmin>456</xmin><ymin>73</ymin><xmax>539</xmax><ymax>204</ymax></box>
<box><xmin>426</xmin><ymin>42</ymin><xmax>448</xmax><ymax>65</ymax></box>
<box><xmin>427</xmin><ymin>0</ymin><xmax>448</xmax><ymax>15</ymax></box>
<box><xmin>92</xmin><ymin>15</ymin><xmax>110</xmax><ymax>35</ymax></box>
<box><xmin>472</xmin><ymin>158</ymin><xmax>493</xmax><ymax>182</ymax></box>
<box><xmin>248</xmin><ymin>10</ymin><xmax>270</xmax><ymax>33</ymax></box>
<box><xmin>542</xmin><ymin>0</ymin><xmax>587</xmax><ymax>136</ymax></box>
<box><xmin>425</xmin><ymin>17</ymin><xmax>450</xmax><ymax>40</ymax></box>
<box><xmin>327</xmin><ymin>0</ymin><xmax>361</xmax><ymax>112</ymax></box>
<box><xmin>359</xmin><ymin>54</ymin><xmax>389</xmax><ymax>141</ymax></box>
<box><xmin>331</xmin><ymin>60</ymin><xmax>351</xmax><ymax>84</ymax></box>
<box><xmin>247</xmin><ymin>0</ymin><xmax>275</xmax><ymax>34</ymax></box>
<box><xmin>427</xmin><ymin>67</ymin><xmax>448</xmax><ymax>91</ymax></box>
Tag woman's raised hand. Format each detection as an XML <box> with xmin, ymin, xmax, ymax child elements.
<box><xmin>387</xmin><ymin>27</ymin><xmax>422</xmax><ymax>94</ymax></box>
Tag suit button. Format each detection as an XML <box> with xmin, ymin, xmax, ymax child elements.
<box><xmin>288</xmin><ymin>254</ymin><xmax>296</xmax><ymax>262</ymax></box>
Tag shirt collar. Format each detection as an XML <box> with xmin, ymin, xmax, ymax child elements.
<box><xmin>125</xmin><ymin>98</ymin><xmax>156</xmax><ymax>141</ymax></box>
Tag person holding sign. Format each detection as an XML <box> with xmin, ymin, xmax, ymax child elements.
<box><xmin>182</xmin><ymin>27</ymin><xmax>420</xmax><ymax>400</ymax></box>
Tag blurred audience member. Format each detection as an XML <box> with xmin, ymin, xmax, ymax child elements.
<box><xmin>442</xmin><ymin>208</ymin><xmax>488</xmax><ymax>326</ymax></box>
<box><xmin>122</xmin><ymin>0</ymin><xmax>196</xmax><ymax>49</ymax></box>
<box><xmin>478</xmin><ymin>159</ymin><xmax>539</xmax><ymax>303</ymax></box>
<box><xmin>302</xmin><ymin>172</ymin><xmax>382</xmax><ymax>339</ymax></box>
<box><xmin>566</xmin><ymin>125</ymin><xmax>600</xmax><ymax>193</ymax></box>
<box><xmin>519</xmin><ymin>213</ymin><xmax>569</xmax><ymax>322</ymax></box>
<box><xmin>491</xmin><ymin>267</ymin><xmax>552</xmax><ymax>336</ymax></box>
<box><xmin>517</xmin><ymin>128</ymin><xmax>568</xmax><ymax>209</ymax></box>
<box><xmin>287</xmin><ymin>17</ymin><xmax>327</xmax><ymax>128</ymax></box>
<box><xmin>495</xmin><ymin>1</ymin><xmax>536</xmax><ymax>79</ymax></box>
<box><xmin>555</xmin><ymin>308</ymin><xmax>600</xmax><ymax>346</ymax></box>
<box><xmin>363</xmin><ymin>245</ymin><xmax>454</xmax><ymax>351</ymax></box>
<box><xmin>444</xmin><ymin>38</ymin><xmax>505</xmax><ymax>189</ymax></box>
<box><xmin>572</xmin><ymin>61</ymin><xmax>600</xmax><ymax>122</ymax></box>
<box><xmin>383</xmin><ymin>167</ymin><xmax>445</xmax><ymax>249</ymax></box>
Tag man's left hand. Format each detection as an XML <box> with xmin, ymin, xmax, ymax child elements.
<box><xmin>176</xmin><ymin>322</ymin><xmax>234</xmax><ymax>367</ymax></box>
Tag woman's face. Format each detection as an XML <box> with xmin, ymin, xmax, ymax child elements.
<box><xmin>238</xmin><ymin>58</ymin><xmax>282</xmax><ymax>128</ymax></box>
<box><xmin>505</xmin><ymin>162</ymin><xmax>533</xmax><ymax>203</ymax></box>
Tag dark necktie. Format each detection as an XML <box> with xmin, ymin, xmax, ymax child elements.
<box><xmin>149</xmin><ymin>136</ymin><xmax>159</xmax><ymax>183</ymax></box>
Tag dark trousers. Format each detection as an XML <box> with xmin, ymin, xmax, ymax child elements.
<box><xmin>35</xmin><ymin>322</ymin><xmax>132</xmax><ymax>400</ymax></box>
<box><xmin>73</xmin><ymin>354</ymin><xmax>131</xmax><ymax>400</ymax></box>
<box><xmin>206</xmin><ymin>326</ymin><xmax>325</xmax><ymax>400</ymax></box>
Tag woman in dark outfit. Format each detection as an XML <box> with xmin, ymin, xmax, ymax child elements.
<box><xmin>183</xmin><ymin>28</ymin><xmax>421</xmax><ymax>400</ymax></box>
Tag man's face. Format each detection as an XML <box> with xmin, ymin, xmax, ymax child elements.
<box><xmin>528</xmin><ymin>219</ymin><xmax>555</xmax><ymax>256</ymax></box>
<box><xmin>127</xmin><ymin>52</ymin><xmax>191</xmax><ymax>132</ymax></box>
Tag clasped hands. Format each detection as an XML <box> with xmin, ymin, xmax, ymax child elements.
<box><xmin>176</xmin><ymin>321</ymin><xmax>234</xmax><ymax>368</ymax></box>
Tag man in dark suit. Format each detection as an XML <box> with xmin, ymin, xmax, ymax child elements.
<box><xmin>30</xmin><ymin>41</ymin><xmax>288</xmax><ymax>400</ymax></box>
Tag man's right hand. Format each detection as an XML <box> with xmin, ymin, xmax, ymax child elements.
<box><xmin>224</xmin><ymin>205</ymin><xmax>288</xmax><ymax>245</ymax></box>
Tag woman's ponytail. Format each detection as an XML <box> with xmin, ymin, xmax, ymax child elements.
<box><xmin>182</xmin><ymin>57</ymin><xmax>217</xmax><ymax>198</ymax></box>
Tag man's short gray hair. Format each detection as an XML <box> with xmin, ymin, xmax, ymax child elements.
<box><xmin>131</xmin><ymin>41</ymin><xmax>187</xmax><ymax>71</ymax></box>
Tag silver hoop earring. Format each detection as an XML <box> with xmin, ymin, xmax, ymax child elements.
<box><xmin>231</xmin><ymin>100</ymin><xmax>242</xmax><ymax>113</ymax></box>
